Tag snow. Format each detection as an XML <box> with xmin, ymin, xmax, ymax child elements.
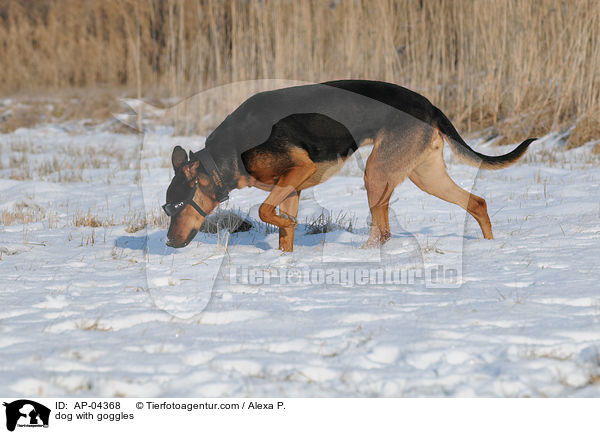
<box><xmin>1</xmin><ymin>122</ymin><xmax>600</xmax><ymax>397</ymax></box>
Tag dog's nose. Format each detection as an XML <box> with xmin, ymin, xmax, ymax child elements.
<box><xmin>165</xmin><ymin>238</ymin><xmax>186</xmax><ymax>248</ymax></box>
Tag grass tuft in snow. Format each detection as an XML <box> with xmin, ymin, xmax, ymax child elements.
<box><xmin>199</xmin><ymin>209</ymin><xmax>253</xmax><ymax>234</ymax></box>
<box><xmin>305</xmin><ymin>211</ymin><xmax>357</xmax><ymax>235</ymax></box>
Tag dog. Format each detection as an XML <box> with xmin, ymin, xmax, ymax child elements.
<box><xmin>163</xmin><ymin>80</ymin><xmax>535</xmax><ymax>251</ymax></box>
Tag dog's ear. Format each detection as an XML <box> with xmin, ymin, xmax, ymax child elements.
<box><xmin>171</xmin><ymin>146</ymin><xmax>188</xmax><ymax>171</ymax></box>
<box><xmin>182</xmin><ymin>161</ymin><xmax>211</xmax><ymax>186</ymax></box>
<box><xmin>182</xmin><ymin>160</ymin><xmax>199</xmax><ymax>180</ymax></box>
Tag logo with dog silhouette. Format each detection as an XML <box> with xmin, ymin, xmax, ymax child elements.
<box><xmin>3</xmin><ymin>400</ymin><xmax>50</xmax><ymax>431</ymax></box>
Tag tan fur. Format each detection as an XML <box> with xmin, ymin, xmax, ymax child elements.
<box><xmin>278</xmin><ymin>191</ymin><xmax>300</xmax><ymax>252</ymax></box>
<box><xmin>256</xmin><ymin>148</ymin><xmax>316</xmax><ymax>232</ymax></box>
<box><xmin>409</xmin><ymin>131</ymin><xmax>493</xmax><ymax>239</ymax></box>
<box><xmin>246</xmin><ymin>126</ymin><xmax>497</xmax><ymax>251</ymax></box>
<box><xmin>361</xmin><ymin>127</ymin><xmax>494</xmax><ymax>246</ymax></box>
<box><xmin>298</xmin><ymin>157</ymin><xmax>349</xmax><ymax>190</ymax></box>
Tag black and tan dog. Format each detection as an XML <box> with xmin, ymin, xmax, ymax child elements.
<box><xmin>163</xmin><ymin>80</ymin><xmax>535</xmax><ymax>251</ymax></box>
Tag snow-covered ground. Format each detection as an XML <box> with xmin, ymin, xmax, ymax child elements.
<box><xmin>1</xmin><ymin>121</ymin><xmax>600</xmax><ymax>397</ymax></box>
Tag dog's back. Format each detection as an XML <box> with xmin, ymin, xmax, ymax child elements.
<box><xmin>206</xmin><ymin>80</ymin><xmax>437</xmax><ymax>155</ymax></box>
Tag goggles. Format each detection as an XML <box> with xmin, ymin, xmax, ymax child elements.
<box><xmin>161</xmin><ymin>181</ymin><xmax>207</xmax><ymax>217</ymax></box>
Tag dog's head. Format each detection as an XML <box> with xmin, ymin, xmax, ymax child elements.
<box><xmin>164</xmin><ymin>146</ymin><xmax>219</xmax><ymax>248</ymax></box>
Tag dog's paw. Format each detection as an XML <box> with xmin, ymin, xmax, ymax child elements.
<box><xmin>279</xmin><ymin>213</ymin><xmax>298</xmax><ymax>228</ymax></box>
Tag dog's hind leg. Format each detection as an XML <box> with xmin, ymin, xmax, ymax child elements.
<box><xmin>278</xmin><ymin>191</ymin><xmax>300</xmax><ymax>252</ymax></box>
<box><xmin>408</xmin><ymin>140</ymin><xmax>493</xmax><ymax>239</ymax></box>
<box><xmin>362</xmin><ymin>126</ymin><xmax>431</xmax><ymax>247</ymax></box>
<box><xmin>364</xmin><ymin>173</ymin><xmax>395</xmax><ymax>247</ymax></box>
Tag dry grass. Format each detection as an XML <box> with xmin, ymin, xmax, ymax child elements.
<box><xmin>73</xmin><ymin>210</ymin><xmax>165</xmax><ymax>232</ymax></box>
<box><xmin>0</xmin><ymin>202</ymin><xmax>47</xmax><ymax>225</ymax></box>
<box><xmin>0</xmin><ymin>0</ymin><xmax>598</xmax><ymax>146</ymax></box>
<box><xmin>305</xmin><ymin>211</ymin><xmax>357</xmax><ymax>235</ymax></box>
<box><xmin>72</xmin><ymin>212</ymin><xmax>106</xmax><ymax>228</ymax></box>
<box><xmin>0</xmin><ymin>101</ymin><xmax>52</xmax><ymax>133</ymax></box>
<box><xmin>566</xmin><ymin>116</ymin><xmax>600</xmax><ymax>150</ymax></box>
<box><xmin>0</xmin><ymin>199</ymin><xmax>169</xmax><ymax>233</ymax></box>
<box><xmin>0</xmin><ymin>90</ymin><xmax>129</xmax><ymax>133</ymax></box>
<box><xmin>144</xmin><ymin>209</ymin><xmax>169</xmax><ymax>230</ymax></box>
<box><xmin>76</xmin><ymin>319</ymin><xmax>113</xmax><ymax>332</ymax></box>
<box><xmin>2</xmin><ymin>136</ymin><xmax>136</xmax><ymax>182</ymax></box>
<box><xmin>125</xmin><ymin>218</ymin><xmax>147</xmax><ymax>234</ymax></box>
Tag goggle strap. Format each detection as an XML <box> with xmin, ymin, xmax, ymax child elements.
<box><xmin>188</xmin><ymin>197</ymin><xmax>208</xmax><ymax>217</ymax></box>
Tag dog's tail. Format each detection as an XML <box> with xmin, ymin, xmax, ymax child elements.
<box><xmin>433</xmin><ymin>107</ymin><xmax>536</xmax><ymax>170</ymax></box>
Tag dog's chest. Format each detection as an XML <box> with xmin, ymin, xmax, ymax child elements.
<box><xmin>298</xmin><ymin>156</ymin><xmax>351</xmax><ymax>189</ymax></box>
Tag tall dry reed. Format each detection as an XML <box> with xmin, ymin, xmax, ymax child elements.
<box><xmin>0</xmin><ymin>0</ymin><xmax>598</xmax><ymax>145</ymax></box>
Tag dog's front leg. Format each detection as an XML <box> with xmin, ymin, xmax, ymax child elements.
<box><xmin>258</xmin><ymin>164</ymin><xmax>315</xmax><ymax>252</ymax></box>
<box><xmin>278</xmin><ymin>191</ymin><xmax>300</xmax><ymax>252</ymax></box>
